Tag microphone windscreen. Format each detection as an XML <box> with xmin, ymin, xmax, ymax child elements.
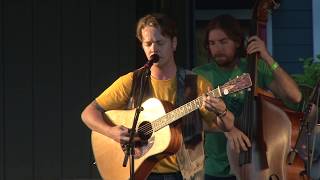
<box><xmin>150</xmin><ymin>54</ymin><xmax>159</xmax><ymax>63</ymax></box>
<box><xmin>144</xmin><ymin>54</ymin><xmax>159</xmax><ymax>68</ymax></box>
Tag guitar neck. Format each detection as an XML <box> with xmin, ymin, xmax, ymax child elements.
<box><xmin>152</xmin><ymin>87</ymin><xmax>222</xmax><ymax>132</ymax></box>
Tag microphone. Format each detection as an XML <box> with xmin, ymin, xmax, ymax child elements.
<box><xmin>144</xmin><ymin>54</ymin><xmax>159</xmax><ymax>68</ymax></box>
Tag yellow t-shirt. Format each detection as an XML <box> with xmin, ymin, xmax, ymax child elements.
<box><xmin>96</xmin><ymin>71</ymin><xmax>216</xmax><ymax>173</ymax></box>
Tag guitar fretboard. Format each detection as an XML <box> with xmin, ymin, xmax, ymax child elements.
<box><xmin>151</xmin><ymin>87</ymin><xmax>222</xmax><ymax>132</ymax></box>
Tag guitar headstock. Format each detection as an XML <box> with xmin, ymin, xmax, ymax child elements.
<box><xmin>220</xmin><ymin>73</ymin><xmax>252</xmax><ymax>95</ymax></box>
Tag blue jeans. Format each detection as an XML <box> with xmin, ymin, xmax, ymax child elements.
<box><xmin>147</xmin><ymin>172</ymin><xmax>183</xmax><ymax>180</ymax></box>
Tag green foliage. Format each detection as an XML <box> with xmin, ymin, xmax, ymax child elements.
<box><xmin>285</xmin><ymin>55</ymin><xmax>320</xmax><ymax>111</ymax></box>
<box><xmin>291</xmin><ymin>54</ymin><xmax>320</xmax><ymax>88</ymax></box>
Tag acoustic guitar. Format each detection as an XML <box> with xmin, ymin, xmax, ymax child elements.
<box><xmin>91</xmin><ymin>73</ymin><xmax>252</xmax><ymax>180</ymax></box>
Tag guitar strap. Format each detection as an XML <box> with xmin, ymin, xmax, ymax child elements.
<box><xmin>177</xmin><ymin>68</ymin><xmax>203</xmax><ymax>146</ymax></box>
<box><xmin>127</xmin><ymin>67</ymin><xmax>151</xmax><ymax>109</ymax></box>
<box><xmin>128</xmin><ymin>67</ymin><xmax>202</xmax><ymax>146</ymax></box>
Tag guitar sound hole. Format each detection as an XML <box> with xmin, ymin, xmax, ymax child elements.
<box><xmin>138</xmin><ymin>121</ymin><xmax>153</xmax><ymax>140</ymax></box>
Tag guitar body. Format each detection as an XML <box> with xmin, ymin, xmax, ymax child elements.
<box><xmin>91</xmin><ymin>98</ymin><xmax>182</xmax><ymax>180</ymax></box>
<box><xmin>228</xmin><ymin>95</ymin><xmax>292</xmax><ymax>180</ymax></box>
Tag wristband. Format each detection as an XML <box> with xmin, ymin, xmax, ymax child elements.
<box><xmin>270</xmin><ymin>62</ymin><xmax>279</xmax><ymax>71</ymax></box>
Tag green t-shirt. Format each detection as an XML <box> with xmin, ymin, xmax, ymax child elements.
<box><xmin>193</xmin><ymin>58</ymin><xmax>274</xmax><ymax>177</ymax></box>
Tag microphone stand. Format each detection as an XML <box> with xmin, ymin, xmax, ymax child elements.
<box><xmin>288</xmin><ymin>79</ymin><xmax>320</xmax><ymax>178</ymax></box>
<box><xmin>123</xmin><ymin>56</ymin><xmax>157</xmax><ymax>180</ymax></box>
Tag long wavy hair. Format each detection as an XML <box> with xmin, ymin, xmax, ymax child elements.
<box><xmin>203</xmin><ymin>14</ymin><xmax>246</xmax><ymax>58</ymax></box>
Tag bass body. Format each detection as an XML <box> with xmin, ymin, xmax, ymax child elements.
<box><xmin>228</xmin><ymin>94</ymin><xmax>292</xmax><ymax>180</ymax></box>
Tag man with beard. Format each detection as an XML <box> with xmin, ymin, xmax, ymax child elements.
<box><xmin>193</xmin><ymin>14</ymin><xmax>302</xmax><ymax>180</ymax></box>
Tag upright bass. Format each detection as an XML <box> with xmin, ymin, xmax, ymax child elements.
<box><xmin>227</xmin><ymin>0</ymin><xmax>292</xmax><ymax>179</ymax></box>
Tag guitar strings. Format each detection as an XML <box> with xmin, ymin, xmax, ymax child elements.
<box><xmin>136</xmin><ymin>96</ymin><xmax>206</xmax><ymax>136</ymax></box>
<box><xmin>138</xmin><ymin>96</ymin><xmax>204</xmax><ymax>132</ymax></box>
<box><xmin>135</xmin><ymin>75</ymin><xmax>249</xmax><ymax>136</ymax></box>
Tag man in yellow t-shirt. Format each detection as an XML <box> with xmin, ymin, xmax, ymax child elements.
<box><xmin>81</xmin><ymin>13</ymin><xmax>235</xmax><ymax>180</ymax></box>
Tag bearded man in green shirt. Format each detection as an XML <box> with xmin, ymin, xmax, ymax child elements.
<box><xmin>193</xmin><ymin>14</ymin><xmax>302</xmax><ymax>180</ymax></box>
